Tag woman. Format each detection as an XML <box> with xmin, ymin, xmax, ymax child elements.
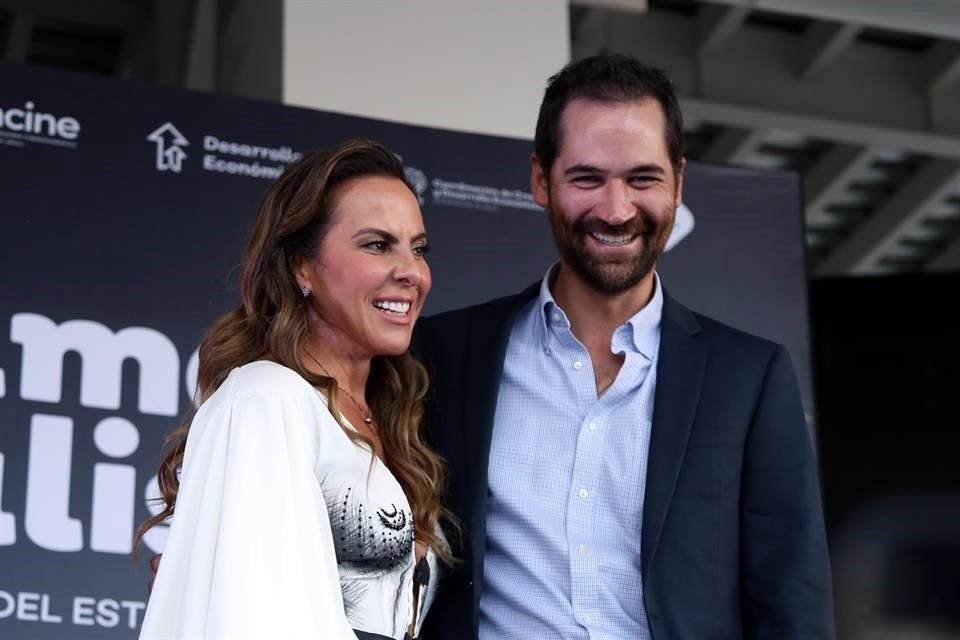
<box><xmin>137</xmin><ymin>139</ymin><xmax>450</xmax><ymax>640</ymax></box>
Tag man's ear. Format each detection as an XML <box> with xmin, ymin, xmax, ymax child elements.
<box><xmin>530</xmin><ymin>153</ymin><xmax>549</xmax><ymax>208</ymax></box>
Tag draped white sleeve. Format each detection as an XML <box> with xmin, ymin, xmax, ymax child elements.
<box><xmin>139</xmin><ymin>366</ymin><xmax>358</xmax><ymax>640</ymax></box>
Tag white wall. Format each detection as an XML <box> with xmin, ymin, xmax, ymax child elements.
<box><xmin>283</xmin><ymin>0</ymin><xmax>570</xmax><ymax>139</ymax></box>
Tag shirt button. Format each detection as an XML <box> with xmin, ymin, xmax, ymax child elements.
<box><xmin>573</xmin><ymin>360</ymin><xmax>583</xmax><ymax>370</ymax></box>
<box><xmin>578</xmin><ymin>544</ymin><xmax>587</xmax><ymax>555</ymax></box>
<box><xmin>588</xmin><ymin>421</ymin><xmax>598</xmax><ymax>431</ymax></box>
<box><xmin>585</xmin><ymin>614</ymin><xmax>593</xmax><ymax>624</ymax></box>
<box><xmin>552</xmin><ymin>311</ymin><xmax>562</xmax><ymax>322</ymax></box>
<box><xmin>578</xmin><ymin>488</ymin><xmax>589</xmax><ymax>498</ymax></box>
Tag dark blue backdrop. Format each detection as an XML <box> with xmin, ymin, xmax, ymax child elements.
<box><xmin>0</xmin><ymin>62</ymin><xmax>811</xmax><ymax>638</ymax></box>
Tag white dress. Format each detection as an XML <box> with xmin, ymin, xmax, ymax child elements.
<box><xmin>140</xmin><ymin>361</ymin><xmax>441</xmax><ymax>640</ymax></box>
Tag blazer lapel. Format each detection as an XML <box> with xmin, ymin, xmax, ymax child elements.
<box><xmin>641</xmin><ymin>293</ymin><xmax>707</xmax><ymax>578</ymax></box>
<box><xmin>462</xmin><ymin>284</ymin><xmax>540</xmax><ymax>588</ymax></box>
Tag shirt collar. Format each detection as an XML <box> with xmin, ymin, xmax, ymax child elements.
<box><xmin>537</xmin><ymin>262</ymin><xmax>664</xmax><ymax>359</ymax></box>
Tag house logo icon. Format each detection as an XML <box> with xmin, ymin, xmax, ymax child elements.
<box><xmin>146</xmin><ymin>123</ymin><xmax>189</xmax><ymax>173</ymax></box>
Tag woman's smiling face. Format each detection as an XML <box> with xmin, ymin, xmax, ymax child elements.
<box><xmin>296</xmin><ymin>174</ymin><xmax>431</xmax><ymax>358</ymax></box>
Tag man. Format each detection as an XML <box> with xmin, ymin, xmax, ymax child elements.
<box><xmin>415</xmin><ymin>54</ymin><xmax>834</xmax><ymax>639</ymax></box>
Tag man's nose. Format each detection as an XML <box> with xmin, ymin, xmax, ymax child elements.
<box><xmin>596</xmin><ymin>181</ymin><xmax>634</xmax><ymax>226</ymax></box>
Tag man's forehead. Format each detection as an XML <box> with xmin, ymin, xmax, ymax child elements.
<box><xmin>559</xmin><ymin>96</ymin><xmax>666</xmax><ymax>129</ymax></box>
<box><xmin>554</xmin><ymin>98</ymin><xmax>671</xmax><ymax>163</ymax></box>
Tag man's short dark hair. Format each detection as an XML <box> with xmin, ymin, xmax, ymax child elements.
<box><xmin>534</xmin><ymin>54</ymin><xmax>684</xmax><ymax>177</ymax></box>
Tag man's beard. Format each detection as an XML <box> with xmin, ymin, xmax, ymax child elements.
<box><xmin>548</xmin><ymin>201</ymin><xmax>675</xmax><ymax>294</ymax></box>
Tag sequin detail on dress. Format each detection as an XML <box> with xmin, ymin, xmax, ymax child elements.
<box><xmin>329</xmin><ymin>486</ymin><xmax>414</xmax><ymax>574</ymax></box>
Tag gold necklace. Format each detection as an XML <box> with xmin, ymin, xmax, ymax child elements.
<box><xmin>303</xmin><ymin>350</ymin><xmax>374</xmax><ymax>425</ymax></box>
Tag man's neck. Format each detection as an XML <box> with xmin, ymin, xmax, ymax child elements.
<box><xmin>551</xmin><ymin>264</ymin><xmax>656</xmax><ymax>348</ymax></box>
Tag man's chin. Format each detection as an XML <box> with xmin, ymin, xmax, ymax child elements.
<box><xmin>573</xmin><ymin>261</ymin><xmax>651</xmax><ymax>294</ymax></box>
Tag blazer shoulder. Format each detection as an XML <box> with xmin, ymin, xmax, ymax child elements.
<box><xmin>696</xmin><ymin>313</ymin><xmax>778</xmax><ymax>350</ymax></box>
<box><xmin>416</xmin><ymin>286</ymin><xmax>537</xmax><ymax>345</ymax></box>
<box><xmin>681</xmin><ymin>311</ymin><xmax>800</xmax><ymax>405</ymax></box>
<box><xmin>682</xmin><ymin>306</ymin><xmax>787</xmax><ymax>374</ymax></box>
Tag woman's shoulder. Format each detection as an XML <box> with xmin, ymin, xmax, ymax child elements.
<box><xmin>188</xmin><ymin>361</ymin><xmax>332</xmax><ymax>459</ymax></box>
<box><xmin>221</xmin><ymin>360</ymin><xmax>317</xmax><ymax>399</ymax></box>
<box><xmin>196</xmin><ymin>360</ymin><xmax>322</xmax><ymax>422</ymax></box>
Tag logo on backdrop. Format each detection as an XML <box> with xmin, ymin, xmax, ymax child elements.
<box><xmin>202</xmin><ymin>135</ymin><xmax>300</xmax><ymax>179</ymax></box>
<box><xmin>397</xmin><ymin>152</ymin><xmax>541</xmax><ymax>214</ymax></box>
<box><xmin>146</xmin><ymin>123</ymin><xmax>189</xmax><ymax>173</ymax></box>
<box><xmin>0</xmin><ymin>311</ymin><xmax>202</xmax><ymax>630</ymax></box>
<box><xmin>404</xmin><ymin>166</ymin><xmax>428</xmax><ymax>204</ymax></box>
<box><xmin>146</xmin><ymin>123</ymin><xmax>303</xmax><ymax>180</ymax></box>
<box><xmin>0</xmin><ymin>101</ymin><xmax>81</xmax><ymax>149</ymax></box>
<box><xmin>431</xmin><ymin>177</ymin><xmax>542</xmax><ymax>213</ymax></box>
<box><xmin>666</xmin><ymin>203</ymin><xmax>696</xmax><ymax>252</ymax></box>
<box><xmin>0</xmin><ymin>312</ymin><xmax>199</xmax><ymax>556</ymax></box>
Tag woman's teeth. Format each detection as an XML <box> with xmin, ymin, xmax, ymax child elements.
<box><xmin>373</xmin><ymin>300</ymin><xmax>411</xmax><ymax>315</ymax></box>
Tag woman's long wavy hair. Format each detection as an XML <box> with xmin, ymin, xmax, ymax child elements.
<box><xmin>135</xmin><ymin>138</ymin><xmax>452</xmax><ymax>561</ymax></box>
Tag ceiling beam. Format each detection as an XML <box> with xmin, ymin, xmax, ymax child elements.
<box><xmin>681</xmin><ymin>97</ymin><xmax>960</xmax><ymax>162</ymax></box>
<box><xmin>700</xmin><ymin>0</ymin><xmax>960</xmax><ymax>41</ymax></box>
<box><xmin>697</xmin><ymin>4</ymin><xmax>749</xmax><ymax>54</ymax></box>
<box><xmin>571</xmin><ymin>0</ymin><xmax>648</xmax><ymax>13</ymax></box>
<box><xmin>586</xmin><ymin>9</ymin><xmax>959</xmax><ymax>146</ymax></box>
<box><xmin>699</xmin><ymin>126</ymin><xmax>766</xmax><ymax>164</ymax></box>
<box><xmin>816</xmin><ymin>158</ymin><xmax>960</xmax><ymax>275</ymax></box>
<box><xmin>925</xmin><ymin>40</ymin><xmax>960</xmax><ymax>94</ymax></box>
<box><xmin>797</xmin><ymin>21</ymin><xmax>861</xmax><ymax>79</ymax></box>
<box><xmin>803</xmin><ymin>143</ymin><xmax>875</xmax><ymax>227</ymax></box>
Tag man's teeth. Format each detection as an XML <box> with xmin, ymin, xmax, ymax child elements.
<box><xmin>591</xmin><ymin>232</ymin><xmax>634</xmax><ymax>245</ymax></box>
<box><xmin>374</xmin><ymin>300</ymin><xmax>411</xmax><ymax>314</ymax></box>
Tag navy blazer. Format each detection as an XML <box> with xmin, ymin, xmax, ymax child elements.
<box><xmin>414</xmin><ymin>284</ymin><xmax>834</xmax><ymax>639</ymax></box>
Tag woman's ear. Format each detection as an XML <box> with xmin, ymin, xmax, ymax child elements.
<box><xmin>292</xmin><ymin>255</ymin><xmax>313</xmax><ymax>292</ymax></box>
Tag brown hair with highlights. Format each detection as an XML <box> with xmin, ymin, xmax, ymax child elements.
<box><xmin>135</xmin><ymin>138</ymin><xmax>451</xmax><ymax>561</ymax></box>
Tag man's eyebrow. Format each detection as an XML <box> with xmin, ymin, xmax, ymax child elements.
<box><xmin>627</xmin><ymin>164</ymin><xmax>667</xmax><ymax>175</ymax></box>
<box><xmin>563</xmin><ymin>163</ymin><xmax>604</xmax><ymax>175</ymax></box>
<box><xmin>563</xmin><ymin>163</ymin><xmax>667</xmax><ymax>175</ymax></box>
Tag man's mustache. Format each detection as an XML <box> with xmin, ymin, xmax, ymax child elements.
<box><xmin>572</xmin><ymin>216</ymin><xmax>654</xmax><ymax>238</ymax></box>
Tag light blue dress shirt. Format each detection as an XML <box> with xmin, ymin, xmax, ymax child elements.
<box><xmin>478</xmin><ymin>267</ymin><xmax>663</xmax><ymax>640</ymax></box>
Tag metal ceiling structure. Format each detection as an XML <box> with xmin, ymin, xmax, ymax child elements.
<box><xmin>3</xmin><ymin>0</ymin><xmax>960</xmax><ymax>276</ymax></box>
